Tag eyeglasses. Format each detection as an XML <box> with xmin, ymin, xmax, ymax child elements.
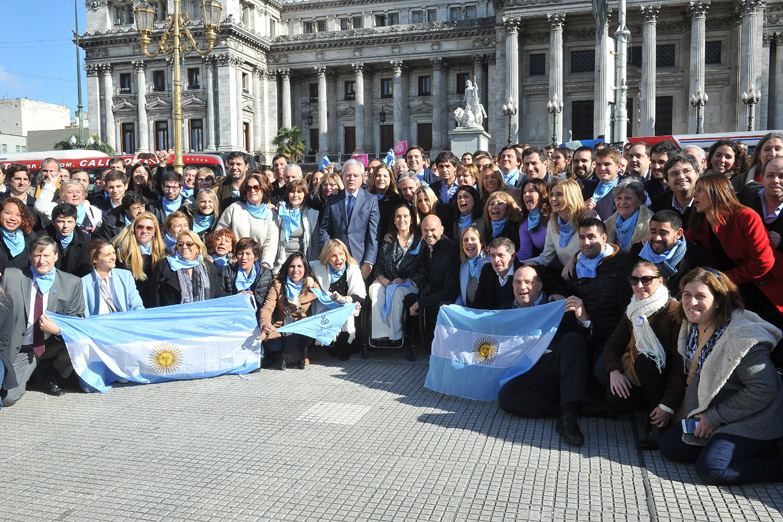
<box><xmin>162</xmin><ymin>185</ymin><xmax>180</xmax><ymax>191</ymax></box>
<box><xmin>177</xmin><ymin>241</ymin><xmax>196</xmax><ymax>248</ymax></box>
<box><xmin>246</xmin><ymin>185</ymin><xmax>261</xmax><ymax>192</ymax></box>
<box><xmin>135</xmin><ymin>225</ymin><xmax>154</xmax><ymax>232</ymax></box>
<box><xmin>628</xmin><ymin>275</ymin><xmax>659</xmax><ymax>286</ymax></box>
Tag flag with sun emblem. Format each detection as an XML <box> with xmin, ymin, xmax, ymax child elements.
<box><xmin>424</xmin><ymin>301</ymin><xmax>566</xmax><ymax>401</ymax></box>
<box><xmin>49</xmin><ymin>295</ymin><xmax>262</xmax><ymax>393</ymax></box>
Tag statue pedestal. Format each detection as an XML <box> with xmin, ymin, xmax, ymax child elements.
<box><xmin>449</xmin><ymin>127</ymin><xmax>490</xmax><ymax>158</ymax></box>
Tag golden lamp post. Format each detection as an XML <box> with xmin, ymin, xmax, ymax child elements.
<box><xmin>133</xmin><ymin>0</ymin><xmax>223</xmax><ymax>174</ymax></box>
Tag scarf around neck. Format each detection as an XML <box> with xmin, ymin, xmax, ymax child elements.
<box><xmin>285</xmin><ymin>277</ymin><xmax>303</xmax><ymax>301</ymax></box>
<box><xmin>639</xmin><ymin>238</ymin><xmax>687</xmax><ymax>279</ymax></box>
<box><xmin>576</xmin><ymin>244</ymin><xmax>614</xmax><ymax>279</ymax></box>
<box><xmin>278</xmin><ymin>202</ymin><xmax>302</xmax><ymax>243</ymax></box>
<box><xmin>614</xmin><ymin>209</ymin><xmax>640</xmax><ymax>251</ymax></box>
<box><xmin>329</xmin><ymin>263</ymin><xmax>346</xmax><ymax>283</ymax></box>
<box><xmin>246</xmin><ymin>202</ymin><xmax>271</xmax><ymax>220</ymax></box>
<box><xmin>2</xmin><ymin>228</ymin><xmax>25</xmax><ymax>257</ymax></box>
<box><xmin>58</xmin><ymin>231</ymin><xmax>74</xmax><ymax>250</ymax></box>
<box><xmin>527</xmin><ymin>208</ymin><xmax>541</xmax><ymax>231</ymax></box>
<box><xmin>235</xmin><ymin>262</ymin><xmax>259</xmax><ymax>291</ymax></box>
<box><xmin>192</xmin><ymin>213</ymin><xmax>214</xmax><ymax>234</ymax></box>
<box><xmin>491</xmin><ymin>218</ymin><xmax>506</xmax><ymax>239</ymax></box>
<box><xmin>625</xmin><ymin>282</ymin><xmax>670</xmax><ymax>372</ymax></box>
<box><xmin>31</xmin><ymin>266</ymin><xmax>57</xmax><ymax>294</ymax></box>
<box><xmin>162</xmin><ymin>195</ymin><xmax>183</xmax><ymax>216</ymax></box>
<box><xmin>167</xmin><ymin>253</ymin><xmax>201</xmax><ymax>271</ymax></box>
<box><xmin>558</xmin><ymin>216</ymin><xmax>574</xmax><ymax>248</ymax></box>
<box><xmin>467</xmin><ymin>251</ymin><xmax>488</xmax><ymax>279</ymax></box>
<box><xmin>592</xmin><ymin>177</ymin><xmax>619</xmax><ymax>202</ymax></box>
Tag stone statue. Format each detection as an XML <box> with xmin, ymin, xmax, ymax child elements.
<box><xmin>454</xmin><ymin>80</ymin><xmax>487</xmax><ymax>129</ymax></box>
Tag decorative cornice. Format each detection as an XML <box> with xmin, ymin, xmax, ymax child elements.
<box><xmin>742</xmin><ymin>0</ymin><xmax>765</xmax><ymax>15</ymax></box>
<box><xmin>564</xmin><ymin>27</ymin><xmax>596</xmax><ymax>41</ymax></box>
<box><xmin>505</xmin><ymin>0</ymin><xmax>562</xmax><ymax>6</ymax></box>
<box><xmin>641</xmin><ymin>4</ymin><xmax>661</xmax><ymax>23</ymax></box>
<box><xmin>656</xmin><ymin>21</ymin><xmax>689</xmax><ymax>34</ymax></box>
<box><xmin>706</xmin><ymin>16</ymin><xmax>742</xmax><ymax>29</ymax></box>
<box><xmin>521</xmin><ymin>31</ymin><xmax>549</xmax><ymax>44</ymax></box>
<box><xmin>430</xmin><ymin>57</ymin><xmax>443</xmax><ymax>70</ymax></box>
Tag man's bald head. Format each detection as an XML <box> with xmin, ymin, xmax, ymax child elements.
<box><xmin>421</xmin><ymin>215</ymin><xmax>444</xmax><ymax>247</ymax></box>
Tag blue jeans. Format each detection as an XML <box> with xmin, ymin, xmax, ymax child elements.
<box><xmin>659</xmin><ymin>423</ymin><xmax>782</xmax><ymax>485</ymax></box>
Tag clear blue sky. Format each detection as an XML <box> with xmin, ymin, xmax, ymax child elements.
<box><xmin>0</xmin><ymin>2</ymin><xmax>88</xmax><ymax>116</ymax></box>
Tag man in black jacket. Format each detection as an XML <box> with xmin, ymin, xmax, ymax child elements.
<box><xmin>45</xmin><ymin>203</ymin><xmax>92</xmax><ymax>277</ymax></box>
<box><xmin>473</xmin><ymin>237</ymin><xmax>522</xmax><ymax>310</ymax></box>
<box><xmin>409</xmin><ymin>215</ymin><xmax>459</xmax><ymax>352</ymax></box>
<box><xmin>94</xmin><ymin>193</ymin><xmax>147</xmax><ymax>242</ymax></box>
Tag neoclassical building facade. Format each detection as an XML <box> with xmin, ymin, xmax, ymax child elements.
<box><xmin>81</xmin><ymin>0</ymin><xmax>782</xmax><ymax>160</ymax></box>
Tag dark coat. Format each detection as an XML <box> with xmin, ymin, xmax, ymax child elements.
<box><xmin>376</xmin><ymin>236</ymin><xmax>427</xmax><ymax>288</ymax></box>
<box><xmin>0</xmin><ymin>229</ymin><xmax>35</xmax><ymax>276</ymax></box>
<box><xmin>739</xmin><ymin>182</ymin><xmax>783</xmax><ymax>254</ymax></box>
<box><xmin>650</xmin><ymin>191</ymin><xmax>696</xmax><ymax>231</ymax></box>
<box><xmin>483</xmin><ymin>219</ymin><xmax>521</xmax><ymax>252</ymax></box>
<box><xmin>214</xmin><ymin>179</ymin><xmax>240</xmax><ymax>218</ymax></box>
<box><xmin>45</xmin><ymin>224</ymin><xmax>92</xmax><ymax>277</ymax></box>
<box><xmin>319</xmin><ymin>188</ymin><xmax>380</xmax><ymax>266</ymax></box>
<box><xmin>473</xmin><ymin>259</ymin><xmax>524</xmax><ymax>310</ymax></box>
<box><xmin>149</xmin><ymin>258</ymin><xmax>226</xmax><ymax>307</ymax></box>
<box><xmin>220</xmin><ymin>262</ymin><xmax>274</xmax><ymax>311</ymax></box>
<box><xmin>94</xmin><ymin>206</ymin><xmax>130</xmax><ymax>242</ymax></box>
<box><xmin>418</xmin><ymin>236</ymin><xmax>460</xmax><ymax>309</ymax></box>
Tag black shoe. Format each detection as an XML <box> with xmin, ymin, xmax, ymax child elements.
<box><xmin>45</xmin><ymin>381</ymin><xmax>65</xmax><ymax>397</ymax></box>
<box><xmin>406</xmin><ymin>345</ymin><xmax>417</xmax><ymax>362</ymax></box>
<box><xmin>555</xmin><ymin>413</ymin><xmax>584</xmax><ymax>446</ymax></box>
<box><xmin>579</xmin><ymin>399</ymin><xmax>618</xmax><ymax>419</ymax></box>
<box><xmin>637</xmin><ymin>424</ymin><xmax>663</xmax><ymax>450</ymax></box>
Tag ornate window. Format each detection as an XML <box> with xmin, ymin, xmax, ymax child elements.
<box><xmin>705</xmin><ymin>41</ymin><xmax>721</xmax><ymax>64</ymax></box>
<box><xmin>571</xmin><ymin>50</ymin><xmax>595</xmax><ymax>73</ymax></box>
<box><xmin>656</xmin><ymin>44</ymin><xmax>675</xmax><ymax>67</ymax></box>
<box><xmin>529</xmin><ymin>53</ymin><xmax>545</xmax><ymax>76</ymax></box>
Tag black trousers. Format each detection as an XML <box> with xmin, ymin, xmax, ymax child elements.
<box><xmin>605</xmin><ymin>352</ymin><xmax>669</xmax><ymax>414</ymax></box>
<box><xmin>498</xmin><ymin>332</ymin><xmax>588</xmax><ymax>417</ymax></box>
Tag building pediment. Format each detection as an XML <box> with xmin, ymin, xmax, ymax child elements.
<box><xmin>113</xmin><ymin>96</ymin><xmax>136</xmax><ymax>111</ymax></box>
<box><xmin>410</xmin><ymin>102</ymin><xmax>433</xmax><ymax>114</ymax></box>
<box><xmin>337</xmin><ymin>105</ymin><xmax>356</xmax><ymax>118</ymax></box>
<box><xmin>146</xmin><ymin>96</ymin><xmax>171</xmax><ymax>110</ymax></box>
<box><xmin>181</xmin><ymin>95</ymin><xmax>207</xmax><ymax>108</ymax></box>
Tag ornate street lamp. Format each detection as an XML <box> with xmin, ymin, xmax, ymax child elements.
<box><xmin>501</xmin><ymin>97</ymin><xmax>517</xmax><ymax>145</ymax></box>
<box><xmin>741</xmin><ymin>83</ymin><xmax>761</xmax><ymax>132</ymax></box>
<box><xmin>690</xmin><ymin>88</ymin><xmax>709</xmax><ymax>134</ymax></box>
<box><xmin>133</xmin><ymin>0</ymin><xmax>223</xmax><ymax>174</ymax></box>
<box><xmin>546</xmin><ymin>94</ymin><xmax>564</xmax><ymax>147</ymax></box>
<box><xmin>379</xmin><ymin>106</ymin><xmax>387</xmax><ymax>124</ymax></box>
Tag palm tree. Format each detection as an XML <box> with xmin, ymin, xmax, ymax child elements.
<box><xmin>54</xmin><ymin>134</ymin><xmax>116</xmax><ymax>155</ymax></box>
<box><xmin>273</xmin><ymin>126</ymin><xmax>305</xmax><ymax>162</ymax></box>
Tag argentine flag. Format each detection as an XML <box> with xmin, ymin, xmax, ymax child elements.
<box><xmin>50</xmin><ymin>295</ymin><xmax>262</xmax><ymax>393</ymax></box>
<box><xmin>276</xmin><ymin>302</ymin><xmax>357</xmax><ymax>345</ymax></box>
<box><xmin>425</xmin><ymin>301</ymin><xmax>565</xmax><ymax>401</ymax></box>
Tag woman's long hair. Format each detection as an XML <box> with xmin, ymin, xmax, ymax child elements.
<box><xmin>689</xmin><ymin>174</ymin><xmax>747</xmax><ymax>232</ymax></box>
<box><xmin>113</xmin><ymin>211</ymin><xmax>166</xmax><ymax>281</ymax></box>
<box><xmin>276</xmin><ymin>251</ymin><xmax>315</xmax><ymax>301</ymax></box>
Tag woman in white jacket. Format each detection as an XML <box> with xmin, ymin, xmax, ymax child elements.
<box><xmin>35</xmin><ymin>179</ymin><xmax>102</xmax><ymax>233</ymax></box>
<box><xmin>311</xmin><ymin>239</ymin><xmax>366</xmax><ymax>360</ymax></box>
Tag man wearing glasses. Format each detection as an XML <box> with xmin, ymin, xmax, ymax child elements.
<box><xmin>650</xmin><ymin>153</ymin><xmax>701</xmax><ymax>230</ymax></box>
<box><xmin>149</xmin><ymin>172</ymin><xmax>185</xmax><ymax>225</ymax></box>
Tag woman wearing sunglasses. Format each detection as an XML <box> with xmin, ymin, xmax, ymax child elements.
<box><xmin>112</xmin><ymin>211</ymin><xmax>166</xmax><ymax>307</ymax></box>
<box><xmin>602</xmin><ymin>260</ymin><xmax>684</xmax><ymax>450</ymax></box>
<box><xmin>216</xmin><ymin>171</ymin><xmax>278</xmax><ymax>271</ymax></box>
<box><xmin>149</xmin><ymin>230</ymin><xmax>225</xmax><ymax>307</ymax></box>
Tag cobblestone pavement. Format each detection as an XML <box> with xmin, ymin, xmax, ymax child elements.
<box><xmin>1</xmin><ymin>349</ymin><xmax>782</xmax><ymax>521</ymax></box>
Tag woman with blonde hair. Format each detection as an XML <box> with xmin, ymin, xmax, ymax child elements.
<box><xmin>413</xmin><ymin>185</ymin><xmax>444</xmax><ymax>229</ymax></box>
<box><xmin>482</xmin><ymin>191</ymin><xmax>523</xmax><ymax>250</ymax></box>
<box><xmin>526</xmin><ymin>178</ymin><xmax>596</xmax><ymax>277</ymax></box>
<box><xmin>194</xmin><ymin>167</ymin><xmax>217</xmax><ymax>190</ymax></box>
<box><xmin>149</xmin><ymin>229</ymin><xmax>225</xmax><ymax>307</ymax></box>
<box><xmin>113</xmin><ymin>211</ymin><xmax>166</xmax><ymax>306</ymax></box>
<box><xmin>478</xmin><ymin>163</ymin><xmax>521</xmax><ymax>207</ymax></box>
<box><xmin>311</xmin><ymin>239</ymin><xmax>366</xmax><ymax>360</ymax></box>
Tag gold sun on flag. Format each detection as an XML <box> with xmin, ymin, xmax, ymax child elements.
<box><xmin>472</xmin><ymin>337</ymin><xmax>499</xmax><ymax>365</ymax></box>
<box><xmin>149</xmin><ymin>343</ymin><xmax>183</xmax><ymax>374</ymax></box>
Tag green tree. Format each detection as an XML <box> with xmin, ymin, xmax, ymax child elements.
<box><xmin>54</xmin><ymin>134</ymin><xmax>116</xmax><ymax>155</ymax></box>
<box><xmin>272</xmin><ymin>126</ymin><xmax>305</xmax><ymax>162</ymax></box>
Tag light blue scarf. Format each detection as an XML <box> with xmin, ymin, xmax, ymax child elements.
<box><xmin>76</xmin><ymin>202</ymin><xmax>87</xmax><ymax>225</ymax></box>
<box><xmin>491</xmin><ymin>218</ymin><xmax>506</xmax><ymax>239</ymax></box>
<box><xmin>503</xmin><ymin>169</ymin><xmax>520</xmax><ymax>187</ymax></box>
<box><xmin>576</xmin><ymin>244</ymin><xmax>614</xmax><ymax>279</ymax></box>
<box><xmin>382</xmin><ymin>282</ymin><xmax>413</xmax><ymax>323</ymax></box>
<box><xmin>375</xmin><ymin>194</ymin><xmax>385</xmax><ymax>200</ymax></box>
<box><xmin>181</xmin><ymin>187</ymin><xmax>194</xmax><ymax>198</ymax></box>
<box><xmin>458</xmin><ymin>214</ymin><xmax>472</xmax><ymax>234</ymax></box>
<box><xmin>31</xmin><ymin>266</ymin><xmax>57</xmax><ymax>294</ymax></box>
<box><xmin>278</xmin><ymin>202</ymin><xmax>302</xmax><ymax>243</ymax></box>
<box><xmin>614</xmin><ymin>209</ymin><xmax>640</xmax><ymax>251</ymax></box>
<box><xmin>235</xmin><ymin>262</ymin><xmax>259</xmax><ymax>291</ymax></box>
<box><xmin>162</xmin><ymin>195</ymin><xmax>183</xmax><ymax>216</ymax></box>
<box><xmin>2</xmin><ymin>228</ymin><xmax>25</xmax><ymax>257</ymax></box>
<box><xmin>592</xmin><ymin>177</ymin><xmax>619</xmax><ymax>202</ymax></box>
<box><xmin>527</xmin><ymin>208</ymin><xmax>541</xmax><ymax>231</ymax></box>
<box><xmin>166</xmin><ymin>253</ymin><xmax>202</xmax><ymax>271</ymax></box>
<box><xmin>58</xmin><ymin>231</ymin><xmax>74</xmax><ymax>250</ymax></box>
<box><xmin>124</xmin><ymin>213</ymin><xmax>133</xmax><ymax>227</ymax></box>
<box><xmin>639</xmin><ymin>238</ymin><xmax>687</xmax><ymax>279</ymax></box>
<box><xmin>558</xmin><ymin>217</ymin><xmax>574</xmax><ymax>248</ymax></box>
<box><xmin>212</xmin><ymin>255</ymin><xmax>230</xmax><ymax>270</ymax></box>
<box><xmin>310</xmin><ymin>285</ymin><xmax>341</xmax><ymax>310</ymax></box>
<box><xmin>329</xmin><ymin>263</ymin><xmax>346</xmax><ymax>283</ymax></box>
<box><xmin>285</xmin><ymin>277</ymin><xmax>303</xmax><ymax>301</ymax></box>
<box><xmin>163</xmin><ymin>233</ymin><xmax>178</xmax><ymax>250</ymax></box>
<box><xmin>139</xmin><ymin>242</ymin><xmax>151</xmax><ymax>256</ymax></box>
<box><xmin>467</xmin><ymin>252</ymin><xmax>489</xmax><ymax>279</ymax></box>
<box><xmin>246</xmin><ymin>202</ymin><xmax>271</xmax><ymax>220</ymax></box>
<box><xmin>192</xmin><ymin>213</ymin><xmax>214</xmax><ymax>234</ymax></box>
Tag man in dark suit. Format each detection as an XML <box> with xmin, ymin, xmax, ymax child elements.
<box><xmin>409</xmin><ymin>215</ymin><xmax>460</xmax><ymax>348</ymax></box>
<box><xmin>1</xmin><ymin>236</ymin><xmax>85</xmax><ymax>406</ymax></box>
<box><xmin>319</xmin><ymin>159</ymin><xmax>380</xmax><ymax>280</ymax></box>
<box><xmin>650</xmin><ymin>153</ymin><xmax>700</xmax><ymax>230</ymax></box>
<box><xmin>214</xmin><ymin>151</ymin><xmax>249</xmax><ymax>216</ymax></box>
<box><xmin>429</xmin><ymin>152</ymin><xmax>460</xmax><ymax>204</ymax></box>
<box><xmin>473</xmin><ymin>237</ymin><xmax>523</xmax><ymax>310</ymax></box>
<box><xmin>406</xmin><ymin>146</ymin><xmax>437</xmax><ymax>185</ymax></box>
<box><xmin>582</xmin><ymin>147</ymin><xmax>623</xmax><ymax>220</ymax></box>
<box><xmin>93</xmin><ymin>170</ymin><xmax>127</xmax><ymax>216</ymax></box>
<box><xmin>44</xmin><ymin>203</ymin><xmax>92</xmax><ymax>278</ymax></box>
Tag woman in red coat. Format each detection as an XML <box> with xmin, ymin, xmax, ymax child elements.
<box><xmin>686</xmin><ymin>174</ymin><xmax>783</xmax><ymax>356</ymax></box>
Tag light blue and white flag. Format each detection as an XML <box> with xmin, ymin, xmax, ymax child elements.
<box><xmin>50</xmin><ymin>294</ymin><xmax>262</xmax><ymax>393</ymax></box>
<box><xmin>276</xmin><ymin>302</ymin><xmax>357</xmax><ymax>344</ymax></box>
<box><xmin>424</xmin><ymin>301</ymin><xmax>565</xmax><ymax>401</ymax></box>
<box><xmin>383</xmin><ymin>148</ymin><xmax>395</xmax><ymax>166</ymax></box>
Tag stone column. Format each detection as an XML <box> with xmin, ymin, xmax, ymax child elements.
<box><xmin>504</xmin><ymin>18</ymin><xmax>521</xmax><ymax>143</ymax></box>
<box><xmin>86</xmin><ymin>64</ymin><xmax>101</xmax><ymax>146</ymax></box>
<box><xmin>740</xmin><ymin>0</ymin><xmax>765</xmax><ymax>131</ymax></box>
<box><xmin>431</xmin><ymin>58</ymin><xmax>443</xmax><ymax>151</ymax></box>
<box><xmin>775</xmin><ymin>34</ymin><xmax>783</xmax><ymax>129</ymax></box>
<box><xmin>392</xmin><ymin>60</ymin><xmax>403</xmax><ymax>145</ymax></box>
<box><xmin>182</xmin><ymin>116</ymin><xmax>189</xmax><ymax>152</ymax></box>
<box><xmin>353</xmin><ymin>64</ymin><xmax>365</xmax><ymax>153</ymax></box>
<box><xmin>328</xmin><ymin>71</ymin><xmax>338</xmax><ymax>152</ymax></box>
<box><xmin>594</xmin><ymin>18</ymin><xmax>611</xmax><ymax>139</ymax></box>
<box><xmin>640</xmin><ymin>5</ymin><xmax>660</xmax><ymax>137</ymax></box>
<box><xmin>235</xmin><ymin>59</ymin><xmax>245</xmax><ymax>149</ymax></box>
<box><xmin>280</xmin><ymin>68</ymin><xmax>292</xmax><ymax>128</ymax></box>
<box><xmin>689</xmin><ymin>1</ymin><xmax>709</xmax><ymax>133</ymax></box>
<box><xmin>548</xmin><ymin>14</ymin><xmax>565</xmax><ymax>144</ymax></box>
<box><xmin>363</xmin><ymin>67</ymin><xmax>374</xmax><ymax>152</ymax></box>
<box><xmin>440</xmin><ymin>61</ymin><xmax>449</xmax><ymax>150</ymax></box>
<box><xmin>203</xmin><ymin>56</ymin><xmax>216</xmax><ymax>151</ymax></box>
<box><xmin>133</xmin><ymin>60</ymin><xmax>149</xmax><ymax>152</ymax></box>
<box><xmin>215</xmin><ymin>54</ymin><xmax>236</xmax><ymax>151</ymax></box>
<box><xmin>473</xmin><ymin>54</ymin><xmax>486</xmax><ymax>122</ymax></box>
<box><xmin>253</xmin><ymin>66</ymin><xmax>264</xmax><ymax>153</ymax></box>
<box><xmin>316</xmin><ymin>66</ymin><xmax>328</xmax><ymax>157</ymax></box>
<box><xmin>373</xmin><ymin>73</ymin><xmax>382</xmax><ymax>153</ymax></box>
<box><xmin>100</xmin><ymin>63</ymin><xmax>116</xmax><ymax>150</ymax></box>
<box><xmin>265</xmin><ymin>70</ymin><xmax>278</xmax><ymax>156</ymax></box>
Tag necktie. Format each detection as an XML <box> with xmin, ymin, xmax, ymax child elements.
<box><xmin>346</xmin><ymin>194</ymin><xmax>355</xmax><ymax>222</ymax></box>
<box><xmin>32</xmin><ymin>289</ymin><xmax>45</xmax><ymax>357</ymax></box>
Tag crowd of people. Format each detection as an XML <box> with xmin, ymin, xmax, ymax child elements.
<box><xmin>0</xmin><ymin>131</ymin><xmax>782</xmax><ymax>486</ymax></box>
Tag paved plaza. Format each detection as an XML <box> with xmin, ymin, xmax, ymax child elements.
<box><xmin>2</xmin><ymin>348</ymin><xmax>782</xmax><ymax>522</ymax></box>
